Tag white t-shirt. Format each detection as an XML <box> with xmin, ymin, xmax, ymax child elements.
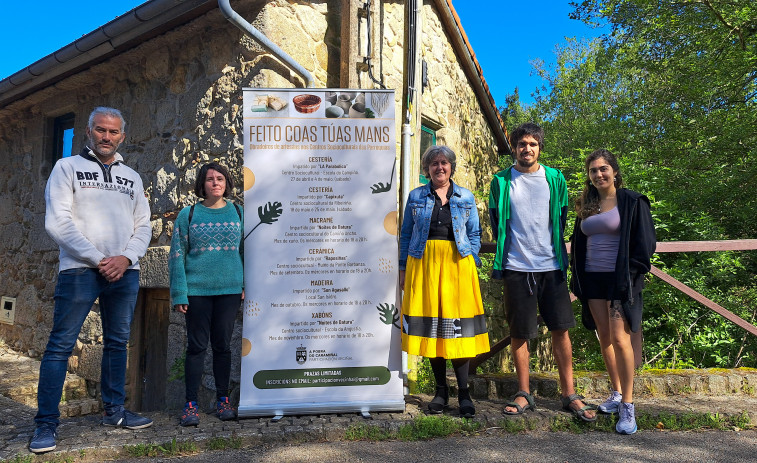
<box><xmin>505</xmin><ymin>166</ymin><xmax>559</xmax><ymax>271</ymax></box>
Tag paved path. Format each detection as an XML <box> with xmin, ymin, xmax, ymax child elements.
<box><xmin>3</xmin><ymin>341</ymin><xmax>757</xmax><ymax>462</ymax></box>
<box><xmin>3</xmin><ymin>391</ymin><xmax>757</xmax><ymax>462</ymax></box>
<box><xmin>110</xmin><ymin>430</ymin><xmax>757</xmax><ymax>463</ymax></box>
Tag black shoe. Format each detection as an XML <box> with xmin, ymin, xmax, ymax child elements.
<box><xmin>458</xmin><ymin>388</ymin><xmax>475</xmax><ymax>418</ymax></box>
<box><xmin>428</xmin><ymin>385</ymin><xmax>449</xmax><ymax>414</ymax></box>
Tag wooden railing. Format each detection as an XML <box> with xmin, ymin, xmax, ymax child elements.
<box><xmin>470</xmin><ymin>239</ymin><xmax>757</xmax><ymax>372</ymax></box>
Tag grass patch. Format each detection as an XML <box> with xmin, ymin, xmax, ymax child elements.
<box><xmin>345</xmin><ymin>423</ymin><xmax>393</xmax><ymax>441</ymax></box>
<box><xmin>397</xmin><ymin>415</ymin><xmax>480</xmax><ymax>441</ymax></box>
<box><xmin>549</xmin><ymin>414</ymin><xmax>586</xmax><ymax>433</ymax></box>
<box><xmin>549</xmin><ymin>410</ymin><xmax>752</xmax><ymax>433</ymax></box>
<box><xmin>124</xmin><ymin>438</ymin><xmax>198</xmax><ymax>458</ymax></box>
<box><xmin>637</xmin><ymin>411</ymin><xmax>752</xmax><ymax>431</ymax></box>
<box><xmin>499</xmin><ymin>418</ymin><xmax>527</xmax><ymax>433</ymax></box>
<box><xmin>206</xmin><ymin>435</ymin><xmax>243</xmax><ymax>451</ymax></box>
<box><xmin>549</xmin><ymin>413</ymin><xmax>615</xmax><ymax>433</ymax></box>
<box><xmin>346</xmin><ymin>415</ymin><xmax>480</xmax><ymax>442</ymax></box>
<box><xmin>7</xmin><ymin>455</ymin><xmax>76</xmax><ymax>463</ymax></box>
<box><xmin>2</xmin><ymin>455</ymin><xmax>33</xmax><ymax>463</ymax></box>
<box><xmin>730</xmin><ymin>410</ymin><xmax>752</xmax><ymax>429</ymax></box>
<box><xmin>498</xmin><ymin>415</ymin><xmax>544</xmax><ymax>433</ymax></box>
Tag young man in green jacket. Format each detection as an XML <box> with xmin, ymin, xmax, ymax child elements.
<box><xmin>488</xmin><ymin>123</ymin><xmax>596</xmax><ymax>421</ymax></box>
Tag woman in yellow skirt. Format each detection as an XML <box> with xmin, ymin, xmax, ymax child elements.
<box><xmin>399</xmin><ymin>145</ymin><xmax>490</xmax><ymax>418</ymax></box>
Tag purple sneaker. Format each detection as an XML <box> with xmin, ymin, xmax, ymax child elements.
<box><xmin>616</xmin><ymin>402</ymin><xmax>638</xmax><ymax>434</ymax></box>
<box><xmin>598</xmin><ymin>391</ymin><xmax>622</xmax><ymax>414</ymax></box>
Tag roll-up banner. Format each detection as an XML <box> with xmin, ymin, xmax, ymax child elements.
<box><xmin>240</xmin><ymin>88</ymin><xmax>403</xmax><ymax>417</ymax></box>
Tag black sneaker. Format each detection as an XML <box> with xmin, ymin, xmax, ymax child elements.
<box><xmin>216</xmin><ymin>397</ymin><xmax>236</xmax><ymax>421</ymax></box>
<box><xmin>102</xmin><ymin>407</ymin><xmax>153</xmax><ymax>429</ymax></box>
<box><xmin>180</xmin><ymin>401</ymin><xmax>200</xmax><ymax>427</ymax></box>
<box><xmin>29</xmin><ymin>423</ymin><xmax>57</xmax><ymax>454</ymax></box>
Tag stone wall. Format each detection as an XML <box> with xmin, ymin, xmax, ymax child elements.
<box><xmin>419</xmin><ymin>1</ymin><xmax>517</xmax><ymax>370</ymax></box>
<box><xmin>419</xmin><ymin>1</ymin><xmax>500</xmax><ymax>196</ymax></box>
<box><xmin>0</xmin><ymin>0</ymin><xmax>290</xmax><ymax>407</ymax></box>
<box><xmin>0</xmin><ymin>0</ymin><xmax>505</xmax><ymax>407</ymax></box>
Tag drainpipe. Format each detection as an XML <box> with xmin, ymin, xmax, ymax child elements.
<box><xmin>218</xmin><ymin>0</ymin><xmax>314</xmax><ymax>88</ymax></box>
<box><xmin>399</xmin><ymin>0</ymin><xmax>422</xmax><ymax>394</ymax></box>
<box><xmin>401</xmin><ymin>0</ymin><xmax>420</xmax><ymax>213</ymax></box>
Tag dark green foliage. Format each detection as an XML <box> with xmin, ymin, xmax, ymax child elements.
<box><xmin>413</xmin><ymin>357</ymin><xmax>438</xmax><ymax>394</ymax></box>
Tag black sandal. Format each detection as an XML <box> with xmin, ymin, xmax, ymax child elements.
<box><xmin>504</xmin><ymin>390</ymin><xmax>535</xmax><ymax>415</ymax></box>
<box><xmin>561</xmin><ymin>393</ymin><xmax>597</xmax><ymax>422</ymax></box>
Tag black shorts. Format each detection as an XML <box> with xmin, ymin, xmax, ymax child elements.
<box><xmin>503</xmin><ymin>269</ymin><xmax>575</xmax><ymax>340</ymax></box>
<box><xmin>582</xmin><ymin>272</ymin><xmax>616</xmax><ymax>300</ymax></box>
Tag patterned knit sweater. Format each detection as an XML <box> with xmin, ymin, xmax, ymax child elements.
<box><xmin>169</xmin><ymin>201</ymin><xmax>243</xmax><ymax>305</ymax></box>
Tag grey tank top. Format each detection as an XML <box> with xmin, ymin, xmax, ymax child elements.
<box><xmin>580</xmin><ymin>206</ymin><xmax>620</xmax><ymax>272</ymax></box>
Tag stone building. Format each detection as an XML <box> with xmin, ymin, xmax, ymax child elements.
<box><xmin>0</xmin><ymin>0</ymin><xmax>509</xmax><ymax>411</ymax></box>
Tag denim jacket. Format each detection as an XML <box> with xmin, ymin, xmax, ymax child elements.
<box><xmin>399</xmin><ymin>181</ymin><xmax>482</xmax><ymax>270</ymax></box>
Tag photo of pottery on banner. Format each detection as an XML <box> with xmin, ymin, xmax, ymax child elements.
<box><xmin>324</xmin><ymin>91</ymin><xmax>375</xmax><ymax>118</ymax></box>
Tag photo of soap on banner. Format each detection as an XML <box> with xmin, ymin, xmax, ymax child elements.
<box><xmin>240</xmin><ymin>88</ymin><xmax>402</xmax><ymax>418</ymax></box>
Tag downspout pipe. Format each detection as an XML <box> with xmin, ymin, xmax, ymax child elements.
<box><xmin>218</xmin><ymin>0</ymin><xmax>314</xmax><ymax>88</ymax></box>
<box><xmin>401</xmin><ymin>0</ymin><xmax>420</xmax><ymax>214</ymax></box>
<box><xmin>399</xmin><ymin>0</ymin><xmax>421</xmax><ymax>392</ymax></box>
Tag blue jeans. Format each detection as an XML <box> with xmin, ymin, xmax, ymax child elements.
<box><xmin>35</xmin><ymin>268</ymin><xmax>140</xmax><ymax>426</ymax></box>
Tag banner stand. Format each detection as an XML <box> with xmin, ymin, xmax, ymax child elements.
<box><xmin>239</xmin><ymin>88</ymin><xmax>403</xmax><ymax>418</ymax></box>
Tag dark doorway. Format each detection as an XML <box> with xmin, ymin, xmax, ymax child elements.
<box><xmin>128</xmin><ymin>288</ymin><xmax>171</xmax><ymax>411</ymax></box>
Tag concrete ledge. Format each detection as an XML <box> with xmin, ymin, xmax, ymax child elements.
<box><xmin>471</xmin><ymin>369</ymin><xmax>757</xmax><ymax>400</ymax></box>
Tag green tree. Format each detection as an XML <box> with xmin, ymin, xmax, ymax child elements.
<box><xmin>532</xmin><ymin>0</ymin><xmax>757</xmax><ymax>368</ymax></box>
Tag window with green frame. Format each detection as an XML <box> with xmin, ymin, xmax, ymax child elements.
<box><xmin>418</xmin><ymin>125</ymin><xmax>436</xmax><ymax>184</ymax></box>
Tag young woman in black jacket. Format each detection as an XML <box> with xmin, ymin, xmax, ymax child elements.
<box><xmin>570</xmin><ymin>149</ymin><xmax>656</xmax><ymax>434</ymax></box>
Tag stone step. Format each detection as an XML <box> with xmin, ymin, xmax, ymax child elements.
<box><xmin>466</xmin><ymin>369</ymin><xmax>757</xmax><ymax>400</ymax></box>
<box><xmin>60</xmin><ymin>397</ymin><xmax>102</xmax><ymax>418</ymax></box>
<box><xmin>0</xmin><ymin>346</ymin><xmax>97</xmax><ymax>417</ymax></box>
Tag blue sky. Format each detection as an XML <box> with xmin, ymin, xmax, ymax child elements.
<box><xmin>0</xmin><ymin>1</ymin><xmax>603</xmax><ymax>108</ymax></box>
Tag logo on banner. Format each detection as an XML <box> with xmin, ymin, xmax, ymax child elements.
<box><xmin>296</xmin><ymin>345</ymin><xmax>307</xmax><ymax>364</ymax></box>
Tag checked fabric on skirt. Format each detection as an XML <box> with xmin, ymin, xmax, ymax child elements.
<box><xmin>402</xmin><ymin>240</ymin><xmax>490</xmax><ymax>359</ymax></box>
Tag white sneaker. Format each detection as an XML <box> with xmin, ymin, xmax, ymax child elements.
<box><xmin>598</xmin><ymin>390</ymin><xmax>622</xmax><ymax>414</ymax></box>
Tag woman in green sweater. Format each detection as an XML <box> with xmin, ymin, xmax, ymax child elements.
<box><xmin>169</xmin><ymin>162</ymin><xmax>243</xmax><ymax>426</ymax></box>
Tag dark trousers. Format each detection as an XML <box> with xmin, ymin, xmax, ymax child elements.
<box><xmin>184</xmin><ymin>294</ymin><xmax>240</xmax><ymax>403</ymax></box>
